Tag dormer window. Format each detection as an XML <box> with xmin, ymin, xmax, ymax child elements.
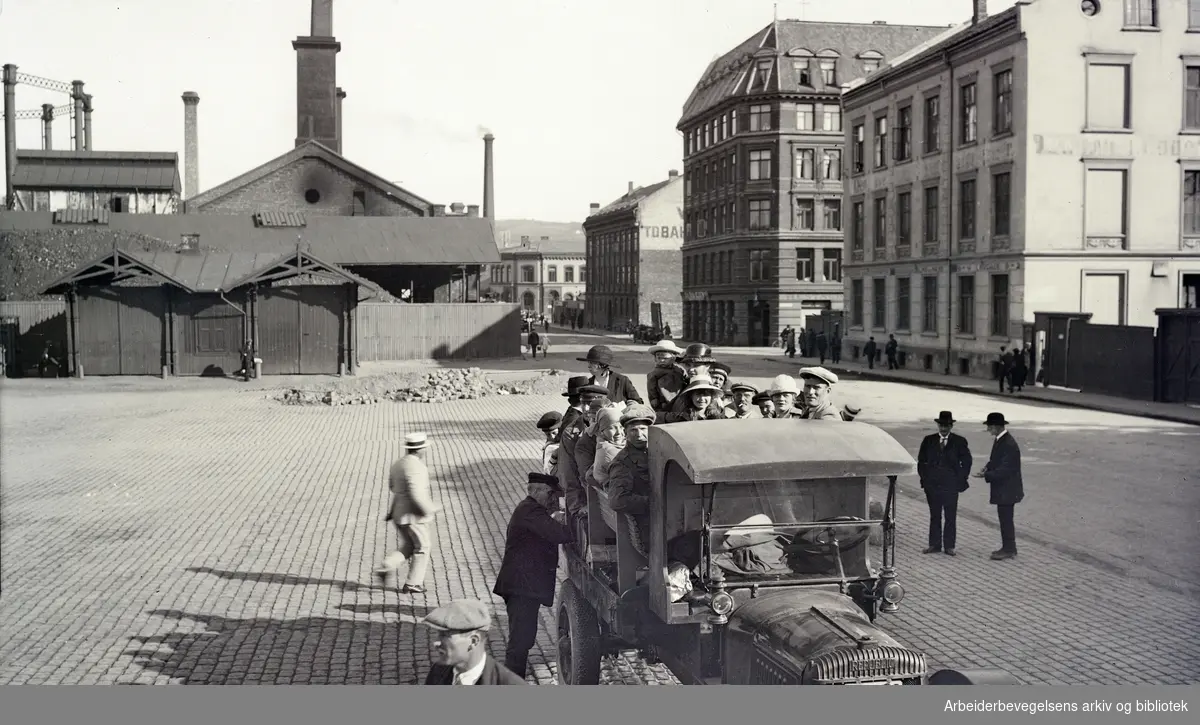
<box><xmin>858</xmin><ymin>50</ymin><xmax>884</xmax><ymax>76</ymax></box>
<box><xmin>793</xmin><ymin>59</ymin><xmax>812</xmax><ymax>86</ymax></box>
<box><xmin>819</xmin><ymin>59</ymin><xmax>837</xmax><ymax>86</ymax></box>
<box><xmin>864</xmin><ymin>60</ymin><xmax>880</xmax><ymax>74</ymax></box>
<box><xmin>752</xmin><ymin>59</ymin><xmax>773</xmax><ymax>90</ymax></box>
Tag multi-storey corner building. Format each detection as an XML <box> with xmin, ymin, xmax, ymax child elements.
<box><xmin>676</xmin><ymin>18</ymin><xmax>948</xmax><ymax>345</ymax></box>
<box><xmin>584</xmin><ymin>172</ymin><xmax>684</xmax><ymax>331</ymax></box>
<box><xmin>842</xmin><ymin>0</ymin><xmax>1200</xmax><ymax>378</ymax></box>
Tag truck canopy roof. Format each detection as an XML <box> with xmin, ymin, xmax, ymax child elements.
<box><xmin>649</xmin><ymin>419</ymin><xmax>916</xmax><ymax>484</ymax></box>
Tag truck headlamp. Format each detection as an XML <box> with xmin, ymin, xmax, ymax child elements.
<box><xmin>881</xmin><ymin>581</ymin><xmax>905</xmax><ymax>605</ymax></box>
<box><xmin>710</xmin><ymin>591</ymin><xmax>734</xmax><ymax>616</ymax></box>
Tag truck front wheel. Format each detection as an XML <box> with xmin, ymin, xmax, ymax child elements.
<box><xmin>556</xmin><ymin>581</ymin><xmax>602</xmax><ymax>685</ymax></box>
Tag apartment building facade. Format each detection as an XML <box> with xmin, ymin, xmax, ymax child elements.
<box><xmin>842</xmin><ymin>0</ymin><xmax>1200</xmax><ymax>378</ymax></box>
<box><xmin>484</xmin><ymin>237</ymin><xmax>586</xmax><ymax>311</ymax></box>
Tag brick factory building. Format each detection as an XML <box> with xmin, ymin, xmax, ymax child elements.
<box><xmin>676</xmin><ymin>17</ymin><xmax>946</xmax><ymax>345</ymax></box>
<box><xmin>583</xmin><ymin>172</ymin><xmax>683</xmax><ymax>332</ymax></box>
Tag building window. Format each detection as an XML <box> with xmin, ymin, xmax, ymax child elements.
<box><xmin>1082</xmin><ymin>273</ymin><xmax>1127</xmax><ymax>325</ymax></box>
<box><xmin>1183</xmin><ymin>170</ymin><xmax>1200</xmax><ymax>242</ymax></box>
<box><xmin>873</xmin><ymin>115</ymin><xmax>888</xmax><ymax>168</ymax></box>
<box><xmin>851</xmin><ymin>279</ymin><xmax>864</xmax><ymax>326</ymax></box>
<box><xmin>797</xmin><ymin>103</ymin><xmax>814</xmax><ymax>131</ymax></box>
<box><xmin>1084</xmin><ymin>167</ymin><xmax>1128</xmax><ymax>248</ymax></box>
<box><xmin>852</xmin><ymin>201</ymin><xmax>865</xmax><ymax>249</ymax></box>
<box><xmin>749</xmin><ymin>199</ymin><xmax>772</xmax><ymax>230</ymax></box>
<box><xmin>873</xmin><ymin>196</ymin><xmax>887</xmax><ymax>249</ymax></box>
<box><xmin>823</xmin><ymin>249</ymin><xmax>842</xmax><ymax>282</ymax></box>
<box><xmin>959</xmin><ymin>179</ymin><xmax>976</xmax><ymax>239</ymax></box>
<box><xmin>1124</xmin><ymin>0</ymin><xmax>1158</xmax><ymax>27</ymax></box>
<box><xmin>924</xmin><ymin>186</ymin><xmax>940</xmax><ymax>242</ymax></box>
<box><xmin>521</xmin><ymin>265</ymin><xmax>535</xmax><ymax>283</ymax></box>
<box><xmin>727</xmin><ymin>201</ymin><xmax>735</xmax><ymax>231</ymax></box>
<box><xmin>992</xmin><ymin>171</ymin><xmax>1012</xmax><ymax>237</ymax></box>
<box><xmin>896</xmin><ymin>277</ymin><xmax>911</xmax><ymax>330</ymax></box>
<box><xmin>749</xmin><ymin>249</ymin><xmax>771</xmax><ymax>281</ymax></box>
<box><xmin>1186</xmin><ymin>66</ymin><xmax>1200</xmax><ymax>129</ymax></box>
<box><xmin>794</xmin><ymin>59</ymin><xmax>812</xmax><ymax>86</ymax></box>
<box><xmin>796</xmin><ymin>199</ymin><xmax>815</xmax><ymax>230</ymax></box>
<box><xmin>960</xmin><ymin>82</ymin><xmax>977</xmax><ymax>144</ymax></box>
<box><xmin>749</xmin><ymin>104</ymin><xmax>772</xmax><ymax>131</ymax></box>
<box><xmin>1191</xmin><ymin>0</ymin><xmax>1200</xmax><ymax>29</ymax></box>
<box><xmin>822</xmin><ymin>149</ymin><xmax>841</xmax><ymax>180</ymax></box>
<box><xmin>895</xmin><ymin>105</ymin><xmax>912</xmax><ymax>161</ymax></box>
<box><xmin>922</xmin><ymin>276</ymin><xmax>938</xmax><ymax>333</ymax></box>
<box><xmin>1182</xmin><ymin>273</ymin><xmax>1200</xmax><ymax>308</ymax></box>
<box><xmin>822</xmin><ymin>105</ymin><xmax>842</xmax><ymax>132</ymax></box>
<box><xmin>863</xmin><ymin>59</ymin><xmax>880</xmax><ymax>74</ymax></box>
<box><xmin>796</xmin><ymin>248</ymin><xmax>815</xmax><ymax>281</ymax></box>
<box><xmin>872</xmin><ymin>278</ymin><xmax>887</xmax><ymax>329</ymax></box>
<box><xmin>957</xmin><ymin>274</ymin><xmax>975</xmax><ymax>334</ymax></box>
<box><xmin>565</xmin><ymin>266</ymin><xmax>575</xmax><ymax>283</ymax></box>
<box><xmin>923</xmin><ymin>95</ymin><xmax>940</xmax><ymax>153</ymax></box>
<box><xmin>993</xmin><ymin>69</ymin><xmax>1013</xmax><ymax>135</ymax></box>
<box><xmin>819</xmin><ymin>58</ymin><xmax>837</xmax><ymax>86</ymax></box>
<box><xmin>851</xmin><ymin>123</ymin><xmax>865</xmax><ymax>172</ymax></box>
<box><xmin>990</xmin><ymin>274</ymin><xmax>1009</xmax><ymax>337</ymax></box>
<box><xmin>795</xmin><ymin>149</ymin><xmax>814</xmax><ymax>180</ymax></box>
<box><xmin>547</xmin><ymin>265</ymin><xmax>558</xmax><ymax>283</ymax></box>
<box><xmin>1086</xmin><ymin>61</ymin><xmax>1131</xmax><ymax>130</ymax></box>
<box><xmin>897</xmin><ymin>191</ymin><xmax>912</xmax><ymax>245</ymax></box>
<box><xmin>749</xmin><ymin>149</ymin><xmax>772</xmax><ymax>180</ymax></box>
<box><xmin>753</xmin><ymin>59</ymin><xmax>773</xmax><ymax>90</ymax></box>
<box><xmin>730</xmin><ymin>109</ymin><xmax>737</xmax><ymax>134</ymax></box>
<box><xmin>823</xmin><ymin>199</ymin><xmax>842</xmax><ymax>231</ymax></box>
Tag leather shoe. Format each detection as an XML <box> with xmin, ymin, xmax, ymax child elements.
<box><xmin>944</xmin><ymin>548</ymin><xmax>957</xmax><ymax>556</ymax></box>
<box><xmin>922</xmin><ymin>546</ymin><xmax>941</xmax><ymax>554</ymax></box>
<box><xmin>989</xmin><ymin>549</ymin><xmax>1016</xmax><ymax>561</ymax></box>
<box><xmin>401</xmin><ymin>584</ymin><xmax>426</xmax><ymax>594</ymax></box>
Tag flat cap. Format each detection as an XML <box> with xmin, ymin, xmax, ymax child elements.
<box><xmin>577</xmin><ymin>384</ymin><xmax>608</xmax><ymax>396</ymax></box>
<box><xmin>799</xmin><ymin>366</ymin><xmax>839</xmax><ymax>386</ymax></box>
<box><xmin>528</xmin><ymin>472</ymin><xmax>562</xmax><ymax>490</ymax></box>
<box><xmin>536</xmin><ymin>411</ymin><xmax>563</xmax><ymax>431</ymax></box>
<box><xmin>730</xmin><ymin>382</ymin><xmax>758</xmax><ymax>394</ymax></box>
<box><xmin>620</xmin><ymin>403</ymin><xmax>656</xmax><ymax>426</ymax></box>
<box><xmin>422</xmin><ymin>599</ymin><xmax>492</xmax><ymax>633</ymax></box>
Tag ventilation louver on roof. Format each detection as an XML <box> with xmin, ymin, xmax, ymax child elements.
<box><xmin>253</xmin><ymin>211</ymin><xmax>307</xmax><ymax>228</ymax></box>
<box><xmin>52</xmin><ymin>209</ymin><xmax>110</xmax><ymax>225</ymax></box>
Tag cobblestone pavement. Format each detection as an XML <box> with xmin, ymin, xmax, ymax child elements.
<box><xmin>1</xmin><ymin>349</ymin><xmax>1197</xmax><ymax>685</ymax></box>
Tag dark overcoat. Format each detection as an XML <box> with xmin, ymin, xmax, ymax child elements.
<box><xmin>916</xmin><ymin>432</ymin><xmax>973</xmax><ymax>493</ymax></box>
<box><xmin>984</xmin><ymin>433</ymin><xmax>1025</xmax><ymax>505</ymax></box>
<box><xmin>493</xmin><ymin>497</ymin><xmax>573</xmax><ymax>607</ymax></box>
<box><xmin>592</xmin><ymin>372</ymin><xmax>644</xmax><ymax>405</ymax></box>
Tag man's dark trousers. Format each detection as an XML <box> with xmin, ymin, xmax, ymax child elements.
<box><xmin>925</xmin><ymin>489</ymin><xmax>959</xmax><ymax>550</ymax></box>
<box><xmin>503</xmin><ymin>595</ymin><xmax>542</xmax><ymax>679</ymax></box>
<box><xmin>996</xmin><ymin>504</ymin><xmax>1017</xmax><ymax>553</ymax></box>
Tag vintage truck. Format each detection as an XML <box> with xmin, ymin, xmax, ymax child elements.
<box><xmin>554</xmin><ymin>419</ymin><xmax>1017</xmax><ymax>685</ymax></box>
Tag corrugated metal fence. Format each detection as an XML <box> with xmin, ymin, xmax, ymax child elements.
<box><xmin>356</xmin><ymin>303</ymin><xmax>521</xmax><ymax>361</ymax></box>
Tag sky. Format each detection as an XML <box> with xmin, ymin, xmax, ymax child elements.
<box><xmin>1</xmin><ymin>0</ymin><xmax>1018</xmax><ymax>222</ymax></box>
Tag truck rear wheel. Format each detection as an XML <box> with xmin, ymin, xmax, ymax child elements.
<box><xmin>556</xmin><ymin>581</ymin><xmax>602</xmax><ymax>685</ymax></box>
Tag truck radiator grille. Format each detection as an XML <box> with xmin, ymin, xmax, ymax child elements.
<box><xmin>806</xmin><ymin>646</ymin><xmax>926</xmax><ymax>684</ymax></box>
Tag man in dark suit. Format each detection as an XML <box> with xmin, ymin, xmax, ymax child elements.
<box><xmin>492</xmin><ymin>473</ymin><xmax>573</xmax><ymax>679</ymax></box>
<box><xmin>423</xmin><ymin>600</ymin><xmax>526</xmax><ymax>685</ymax></box>
<box><xmin>578</xmin><ymin>345</ymin><xmax>643</xmax><ymax>405</ymax></box>
<box><xmin>557</xmin><ymin>376</ymin><xmax>590</xmax><ymax>443</ymax></box>
<box><xmin>975</xmin><ymin>412</ymin><xmax>1024</xmax><ymax>561</ymax></box>
<box><xmin>917</xmin><ymin>411</ymin><xmax>973</xmax><ymax>556</ymax></box>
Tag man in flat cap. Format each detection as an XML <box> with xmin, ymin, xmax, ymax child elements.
<box><xmin>607</xmin><ymin>404</ymin><xmax>657</xmax><ymax>555</ymax></box>
<box><xmin>536</xmin><ymin>411</ymin><xmax>563</xmax><ymax>476</ymax></box>
<box><xmin>492</xmin><ymin>473</ymin><xmax>573</xmax><ymax>679</ymax></box>
<box><xmin>375</xmin><ymin>432</ymin><xmax>440</xmax><ymax>594</ymax></box>
<box><xmin>728</xmin><ymin>382</ymin><xmax>758</xmax><ymax>419</ymax></box>
<box><xmin>798</xmin><ymin>367</ymin><xmax>842</xmax><ymax>420</ymax></box>
<box><xmin>752</xmin><ymin>391</ymin><xmax>776</xmax><ymax>419</ymax></box>
<box><xmin>423</xmin><ymin>599</ymin><xmax>526</xmax><ymax>685</ymax></box>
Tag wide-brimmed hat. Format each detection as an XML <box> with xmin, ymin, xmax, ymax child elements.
<box><xmin>536</xmin><ymin>411</ymin><xmax>563</xmax><ymax>431</ymax></box>
<box><xmin>404</xmin><ymin>432</ymin><xmax>429</xmax><ymax>450</ymax></box>
<box><xmin>799</xmin><ymin>366</ymin><xmax>838</xmax><ymax>386</ymax></box>
<box><xmin>620</xmin><ymin>403</ymin><xmax>656</xmax><ymax>427</ymax></box>
<box><xmin>767</xmin><ymin>374</ymin><xmax>801</xmax><ymax>396</ymax></box>
<box><xmin>577</xmin><ymin>383</ymin><xmax>609</xmax><ymax>397</ymax></box>
<box><xmin>935</xmin><ymin>411</ymin><xmax>955</xmax><ymax>425</ymax></box>
<box><xmin>680</xmin><ymin>343</ymin><xmax>715</xmax><ymax>364</ymax></box>
<box><xmin>577</xmin><ymin>345</ymin><xmax>619</xmax><ymax>368</ymax></box>
<box><xmin>563</xmin><ymin>375</ymin><xmax>590</xmax><ymax>397</ymax></box>
<box><xmin>648</xmin><ymin>340</ymin><xmax>685</xmax><ymax>356</ymax></box>
<box><xmin>984</xmin><ymin>412</ymin><xmax>1009</xmax><ymax>426</ymax></box>
<box><xmin>681</xmin><ymin>374</ymin><xmax>722</xmax><ymax>396</ymax></box>
<box><xmin>527</xmin><ymin>472</ymin><xmax>562</xmax><ymax>491</ymax></box>
<box><xmin>721</xmin><ymin>514</ymin><xmax>784</xmax><ymax>549</ymax></box>
<box><xmin>730</xmin><ymin>382</ymin><xmax>758</xmax><ymax>395</ymax></box>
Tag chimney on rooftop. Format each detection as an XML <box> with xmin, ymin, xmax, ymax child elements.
<box><xmin>589</xmin><ymin>202</ymin><xmax>601</xmax><ymax>216</ymax></box>
<box><xmin>972</xmin><ymin>0</ymin><xmax>988</xmax><ymax>24</ymax></box>
<box><xmin>482</xmin><ymin>133</ymin><xmax>495</xmax><ymax>219</ymax></box>
<box><xmin>432</xmin><ymin>204</ymin><xmax>446</xmax><ymax>216</ymax></box>
<box><xmin>4</xmin><ymin>64</ymin><xmax>18</xmax><ymax>209</ymax></box>
<box><xmin>83</xmin><ymin>94</ymin><xmax>93</xmax><ymax>150</ymax></box>
<box><xmin>668</xmin><ymin>169</ymin><xmax>679</xmax><ymax>178</ymax></box>
<box><xmin>42</xmin><ymin>104</ymin><xmax>55</xmax><ymax>150</ymax></box>
<box><xmin>450</xmin><ymin>201</ymin><xmax>465</xmax><ymax>215</ymax></box>
<box><xmin>466</xmin><ymin>204</ymin><xmax>479</xmax><ymax>217</ymax></box>
<box><xmin>627</xmin><ymin>181</ymin><xmax>634</xmax><ymax>194</ymax></box>
<box><xmin>294</xmin><ymin>0</ymin><xmax>340</xmax><ymax>150</ymax></box>
<box><xmin>181</xmin><ymin>92</ymin><xmax>200</xmax><ymax>199</ymax></box>
<box><xmin>71</xmin><ymin>80</ymin><xmax>85</xmax><ymax>151</ymax></box>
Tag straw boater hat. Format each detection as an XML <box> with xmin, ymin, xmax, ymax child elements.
<box><xmin>648</xmin><ymin>340</ymin><xmax>685</xmax><ymax>356</ymax></box>
<box><xmin>680</xmin><ymin>374</ymin><xmax>722</xmax><ymax>396</ymax></box>
<box><xmin>766</xmin><ymin>374</ymin><xmax>801</xmax><ymax>396</ymax></box>
<box><xmin>799</xmin><ymin>366</ymin><xmax>839</xmax><ymax>386</ymax></box>
<box><xmin>404</xmin><ymin>432</ymin><xmax>429</xmax><ymax>450</ymax></box>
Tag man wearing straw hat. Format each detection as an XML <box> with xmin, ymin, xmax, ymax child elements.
<box><xmin>578</xmin><ymin>345</ymin><xmax>643</xmax><ymax>405</ymax></box>
<box><xmin>374</xmin><ymin>432</ymin><xmax>441</xmax><ymax>594</ymax></box>
<box><xmin>422</xmin><ymin>599</ymin><xmax>526</xmax><ymax>685</ymax></box>
<box><xmin>798</xmin><ymin>366</ymin><xmax>842</xmax><ymax>420</ymax></box>
<box><xmin>645</xmin><ymin>339</ymin><xmax>687</xmax><ymax>420</ymax></box>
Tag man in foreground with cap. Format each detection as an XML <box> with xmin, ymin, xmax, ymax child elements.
<box><xmin>798</xmin><ymin>367</ymin><xmax>842</xmax><ymax>420</ymax></box>
<box><xmin>976</xmin><ymin>412</ymin><xmax>1024</xmax><ymax>561</ymax></box>
<box><xmin>607</xmin><ymin>404</ymin><xmax>657</xmax><ymax>555</ymax></box>
<box><xmin>917</xmin><ymin>411</ymin><xmax>973</xmax><ymax>556</ymax></box>
<box><xmin>422</xmin><ymin>599</ymin><xmax>526</xmax><ymax>685</ymax></box>
<box><xmin>375</xmin><ymin>433</ymin><xmax>441</xmax><ymax>594</ymax></box>
<box><xmin>729</xmin><ymin>382</ymin><xmax>758</xmax><ymax>419</ymax></box>
<box><xmin>536</xmin><ymin>411</ymin><xmax>563</xmax><ymax>476</ymax></box>
<box><xmin>579</xmin><ymin>345</ymin><xmax>643</xmax><ymax>405</ymax></box>
<box><xmin>492</xmin><ymin>473</ymin><xmax>573</xmax><ymax>679</ymax></box>
<box><xmin>646</xmin><ymin>340</ymin><xmax>687</xmax><ymax>421</ymax></box>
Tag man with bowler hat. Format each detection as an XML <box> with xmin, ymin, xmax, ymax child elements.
<box><xmin>422</xmin><ymin>599</ymin><xmax>526</xmax><ymax>685</ymax></box>
<box><xmin>375</xmin><ymin>432</ymin><xmax>440</xmax><ymax>594</ymax></box>
<box><xmin>917</xmin><ymin>411</ymin><xmax>973</xmax><ymax>556</ymax></box>
<box><xmin>975</xmin><ymin>412</ymin><xmax>1024</xmax><ymax>560</ymax></box>
<box><xmin>579</xmin><ymin>345</ymin><xmax>643</xmax><ymax>405</ymax></box>
<box><xmin>492</xmin><ymin>472</ymin><xmax>573</xmax><ymax>679</ymax></box>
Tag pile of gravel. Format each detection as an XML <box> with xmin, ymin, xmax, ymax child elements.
<box><xmin>278</xmin><ymin>367</ymin><xmax>567</xmax><ymax>406</ymax></box>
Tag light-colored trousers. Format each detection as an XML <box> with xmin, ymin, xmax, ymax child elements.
<box><xmin>379</xmin><ymin>521</ymin><xmax>432</xmax><ymax>587</ymax></box>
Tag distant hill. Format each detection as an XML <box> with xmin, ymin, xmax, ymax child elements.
<box><xmin>493</xmin><ymin>219</ymin><xmax>584</xmax><ymax>248</ymax></box>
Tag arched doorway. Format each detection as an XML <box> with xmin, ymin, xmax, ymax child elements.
<box><xmin>549</xmin><ymin>290</ymin><xmax>561</xmax><ymax>304</ymax></box>
<box><xmin>522</xmin><ymin>291</ymin><xmax>535</xmax><ymax>310</ymax></box>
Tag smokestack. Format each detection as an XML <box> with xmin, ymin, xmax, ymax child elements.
<box><xmin>293</xmin><ymin>0</ymin><xmax>340</xmax><ymax>149</ymax></box>
<box><xmin>312</xmin><ymin>0</ymin><xmax>333</xmax><ymax>37</ymax></box>
<box><xmin>182</xmin><ymin>92</ymin><xmax>200</xmax><ymax>199</ymax></box>
<box><xmin>3</xmin><ymin>64</ymin><xmax>16</xmax><ymax>210</ymax></box>
<box><xmin>627</xmin><ymin>181</ymin><xmax>634</xmax><ymax>194</ymax></box>
<box><xmin>482</xmin><ymin>133</ymin><xmax>495</xmax><ymax>219</ymax></box>
<box><xmin>335</xmin><ymin>87</ymin><xmax>346</xmax><ymax>154</ymax></box>
<box><xmin>42</xmin><ymin>104</ymin><xmax>55</xmax><ymax>150</ymax></box>
<box><xmin>71</xmin><ymin>81</ymin><xmax>85</xmax><ymax>150</ymax></box>
<box><xmin>83</xmin><ymin>94</ymin><xmax>93</xmax><ymax>150</ymax></box>
<box><xmin>972</xmin><ymin>0</ymin><xmax>987</xmax><ymax>24</ymax></box>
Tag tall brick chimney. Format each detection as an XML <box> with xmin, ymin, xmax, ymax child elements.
<box><xmin>293</xmin><ymin>0</ymin><xmax>340</xmax><ymax>150</ymax></box>
<box><xmin>335</xmin><ymin>87</ymin><xmax>346</xmax><ymax>154</ymax></box>
<box><xmin>483</xmin><ymin>133</ymin><xmax>495</xmax><ymax>219</ymax></box>
<box><xmin>71</xmin><ymin>80</ymin><xmax>85</xmax><ymax>150</ymax></box>
<box><xmin>42</xmin><ymin>104</ymin><xmax>55</xmax><ymax>150</ymax></box>
<box><xmin>3</xmin><ymin>64</ymin><xmax>15</xmax><ymax>209</ymax></box>
<box><xmin>182</xmin><ymin>92</ymin><xmax>200</xmax><ymax>199</ymax></box>
<box><xmin>972</xmin><ymin>0</ymin><xmax>987</xmax><ymax>24</ymax></box>
<box><xmin>82</xmin><ymin>94</ymin><xmax>93</xmax><ymax>150</ymax></box>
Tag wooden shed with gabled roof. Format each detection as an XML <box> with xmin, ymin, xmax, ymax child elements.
<box><xmin>41</xmin><ymin>246</ymin><xmax>385</xmax><ymax>377</ymax></box>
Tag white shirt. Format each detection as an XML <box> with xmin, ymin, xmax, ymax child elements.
<box><xmin>994</xmin><ymin>430</ymin><xmax>1008</xmax><ymax>441</ymax></box>
<box><xmin>453</xmin><ymin>657</ymin><xmax>487</xmax><ymax>686</ymax></box>
<box><xmin>593</xmin><ymin>371</ymin><xmax>611</xmax><ymax>390</ymax></box>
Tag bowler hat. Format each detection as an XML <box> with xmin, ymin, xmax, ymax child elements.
<box><xmin>404</xmin><ymin>432</ymin><xmax>429</xmax><ymax>450</ymax></box>
<box><xmin>563</xmin><ymin>375</ymin><xmax>591</xmax><ymax>397</ymax></box>
<box><xmin>935</xmin><ymin>411</ymin><xmax>955</xmax><ymax>425</ymax></box>
<box><xmin>680</xmin><ymin>343</ymin><xmax>715</xmax><ymax>364</ymax></box>
<box><xmin>984</xmin><ymin>412</ymin><xmax>1009</xmax><ymax>426</ymax></box>
<box><xmin>577</xmin><ymin>384</ymin><xmax>609</xmax><ymax>397</ymax></box>
<box><xmin>577</xmin><ymin>345</ymin><xmax>619</xmax><ymax>368</ymax></box>
<box><xmin>528</xmin><ymin>472</ymin><xmax>562</xmax><ymax>491</ymax></box>
<box><xmin>536</xmin><ymin>411</ymin><xmax>563</xmax><ymax>431</ymax></box>
<box><xmin>422</xmin><ymin>599</ymin><xmax>492</xmax><ymax>633</ymax></box>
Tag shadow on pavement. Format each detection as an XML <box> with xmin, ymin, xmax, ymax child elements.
<box><xmin>184</xmin><ymin>567</ymin><xmax>386</xmax><ymax>594</ymax></box>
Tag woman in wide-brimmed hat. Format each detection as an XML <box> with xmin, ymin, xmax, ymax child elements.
<box><xmin>664</xmin><ymin>374</ymin><xmax>725</xmax><ymax>422</ymax></box>
<box><xmin>578</xmin><ymin>345</ymin><xmax>643</xmax><ymax>406</ymax></box>
<box><xmin>646</xmin><ymin>339</ymin><xmax>688</xmax><ymax>420</ymax></box>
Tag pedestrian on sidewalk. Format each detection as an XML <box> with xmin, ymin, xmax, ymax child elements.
<box><xmin>422</xmin><ymin>600</ymin><xmax>526</xmax><ymax>685</ymax></box>
<box><xmin>863</xmin><ymin>337</ymin><xmax>878</xmax><ymax>370</ymax></box>
<box><xmin>816</xmin><ymin>332</ymin><xmax>828</xmax><ymax>364</ymax></box>
<box><xmin>917</xmin><ymin>411</ymin><xmax>972</xmax><ymax>557</ymax></box>
<box><xmin>1009</xmin><ymin>346</ymin><xmax>1028</xmax><ymax>393</ymax></box>
<box><xmin>996</xmin><ymin>347</ymin><xmax>1012</xmax><ymax>393</ymax></box>
<box><xmin>375</xmin><ymin>432</ymin><xmax>441</xmax><ymax>594</ymax></box>
<box><xmin>975</xmin><ymin>412</ymin><xmax>1024</xmax><ymax>561</ymax></box>
<box><xmin>831</xmin><ymin>332</ymin><xmax>842</xmax><ymax>363</ymax></box>
<box><xmin>785</xmin><ymin>326</ymin><xmax>797</xmax><ymax>358</ymax></box>
<box><xmin>543</xmin><ymin>316</ymin><xmax>550</xmax><ymax>333</ymax></box>
<box><xmin>492</xmin><ymin>473</ymin><xmax>573</xmax><ymax>680</ymax></box>
<box><xmin>527</xmin><ymin>328</ymin><xmax>542</xmax><ymax>359</ymax></box>
<box><xmin>885</xmin><ymin>335</ymin><xmax>900</xmax><ymax>370</ymax></box>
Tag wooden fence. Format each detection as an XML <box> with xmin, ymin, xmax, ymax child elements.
<box><xmin>0</xmin><ymin>300</ymin><xmax>69</xmax><ymax>375</ymax></box>
<box><xmin>356</xmin><ymin>302</ymin><xmax>521</xmax><ymax>361</ymax></box>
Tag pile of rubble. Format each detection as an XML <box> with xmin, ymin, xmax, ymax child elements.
<box><xmin>278</xmin><ymin>368</ymin><xmax>567</xmax><ymax>406</ymax></box>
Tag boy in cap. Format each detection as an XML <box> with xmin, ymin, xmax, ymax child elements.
<box><xmin>607</xmin><ymin>404</ymin><xmax>657</xmax><ymax>555</ymax></box>
<box><xmin>423</xmin><ymin>599</ymin><xmax>526</xmax><ymax>685</ymax></box>
<box><xmin>375</xmin><ymin>433</ymin><xmax>441</xmax><ymax>594</ymax></box>
<box><xmin>492</xmin><ymin>473</ymin><xmax>573</xmax><ymax>679</ymax></box>
<box><xmin>798</xmin><ymin>367</ymin><xmax>842</xmax><ymax>420</ymax></box>
<box><xmin>536</xmin><ymin>411</ymin><xmax>563</xmax><ymax>476</ymax></box>
<box><xmin>645</xmin><ymin>340</ymin><xmax>688</xmax><ymax>421</ymax></box>
<box><xmin>708</xmin><ymin>362</ymin><xmax>736</xmax><ymax>416</ymax></box>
